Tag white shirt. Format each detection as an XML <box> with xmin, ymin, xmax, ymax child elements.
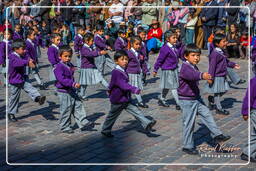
<box><xmin>78</xmin><ymin>34</ymin><xmax>83</xmax><ymax>39</ymax></box>
<box><xmin>52</xmin><ymin>44</ymin><xmax>59</xmax><ymax>50</ymax></box>
<box><xmin>131</xmin><ymin>48</ymin><xmax>138</xmax><ymax>57</ymax></box>
<box><xmin>13</xmin><ymin>52</ymin><xmax>21</xmax><ymax>58</ymax></box>
<box><xmin>109</xmin><ymin>3</ymin><xmax>124</xmax><ymax>24</ymax></box>
<box><xmin>116</xmin><ymin>65</ymin><xmax>125</xmax><ymax>72</ymax></box>
<box><xmin>167</xmin><ymin>42</ymin><xmax>177</xmax><ymax>56</ymax></box>
<box><xmin>27</xmin><ymin>38</ymin><xmax>34</xmax><ymax>46</ymax></box>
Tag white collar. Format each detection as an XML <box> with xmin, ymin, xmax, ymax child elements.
<box><xmin>167</xmin><ymin>42</ymin><xmax>174</xmax><ymax>48</ymax></box>
<box><xmin>52</xmin><ymin>44</ymin><xmax>59</xmax><ymax>50</ymax></box>
<box><xmin>119</xmin><ymin>37</ymin><xmax>124</xmax><ymax>43</ymax></box>
<box><xmin>27</xmin><ymin>38</ymin><xmax>34</xmax><ymax>44</ymax></box>
<box><xmin>3</xmin><ymin>39</ymin><xmax>9</xmax><ymax>43</ymax></box>
<box><xmin>83</xmin><ymin>43</ymin><xmax>90</xmax><ymax>48</ymax></box>
<box><xmin>96</xmin><ymin>34</ymin><xmax>103</xmax><ymax>39</ymax></box>
<box><xmin>185</xmin><ymin>60</ymin><xmax>196</xmax><ymax>69</ymax></box>
<box><xmin>13</xmin><ymin>52</ymin><xmax>20</xmax><ymax>58</ymax></box>
<box><xmin>215</xmin><ymin>47</ymin><xmax>223</xmax><ymax>52</ymax></box>
<box><xmin>78</xmin><ymin>34</ymin><xmax>83</xmax><ymax>38</ymax></box>
<box><xmin>116</xmin><ymin>65</ymin><xmax>125</xmax><ymax>72</ymax></box>
<box><xmin>131</xmin><ymin>48</ymin><xmax>137</xmax><ymax>54</ymax></box>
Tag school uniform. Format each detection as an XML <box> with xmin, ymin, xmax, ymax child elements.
<box><xmin>8</xmin><ymin>52</ymin><xmax>41</xmax><ymax>115</ymax></box>
<box><xmin>101</xmin><ymin>65</ymin><xmax>153</xmax><ymax>134</ymax></box>
<box><xmin>209</xmin><ymin>43</ymin><xmax>241</xmax><ymax>85</ymax></box>
<box><xmin>175</xmin><ymin>41</ymin><xmax>186</xmax><ymax>62</ymax></box>
<box><xmin>74</xmin><ymin>34</ymin><xmax>83</xmax><ymax>68</ymax></box>
<box><xmin>140</xmin><ymin>41</ymin><xmax>151</xmax><ymax>75</ymax></box>
<box><xmin>0</xmin><ymin>40</ymin><xmax>12</xmax><ymax>84</ymax></box>
<box><xmin>178</xmin><ymin>61</ymin><xmax>222</xmax><ymax>149</ymax></box>
<box><xmin>13</xmin><ymin>31</ymin><xmax>22</xmax><ymax>40</ymax></box>
<box><xmin>241</xmin><ymin>77</ymin><xmax>256</xmax><ymax>160</ymax></box>
<box><xmin>94</xmin><ymin>34</ymin><xmax>115</xmax><ymax>73</ymax></box>
<box><xmin>47</xmin><ymin>44</ymin><xmax>60</xmax><ymax>81</ymax></box>
<box><xmin>114</xmin><ymin>37</ymin><xmax>128</xmax><ymax>51</ymax></box>
<box><xmin>78</xmin><ymin>43</ymin><xmax>109</xmax><ymax>99</ymax></box>
<box><xmin>34</xmin><ymin>34</ymin><xmax>42</xmax><ymax>59</ymax></box>
<box><xmin>54</xmin><ymin>61</ymin><xmax>90</xmax><ymax>131</ymax></box>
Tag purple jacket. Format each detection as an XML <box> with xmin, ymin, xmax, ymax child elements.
<box><xmin>25</xmin><ymin>39</ymin><xmax>38</xmax><ymax>63</ymax></box>
<box><xmin>54</xmin><ymin>61</ymin><xmax>76</xmax><ymax>93</ymax></box>
<box><xmin>0</xmin><ymin>40</ymin><xmax>12</xmax><ymax>65</ymax></box>
<box><xmin>126</xmin><ymin>49</ymin><xmax>143</xmax><ymax>74</ymax></box>
<box><xmin>208</xmin><ymin>48</ymin><xmax>236</xmax><ymax>78</ymax></box>
<box><xmin>154</xmin><ymin>43</ymin><xmax>179</xmax><ymax>72</ymax></box>
<box><xmin>109</xmin><ymin>67</ymin><xmax>140</xmax><ymax>104</ymax></box>
<box><xmin>94</xmin><ymin>34</ymin><xmax>107</xmax><ymax>51</ymax></box>
<box><xmin>80</xmin><ymin>44</ymin><xmax>100</xmax><ymax>69</ymax></box>
<box><xmin>176</xmin><ymin>41</ymin><xmax>186</xmax><ymax>61</ymax></box>
<box><xmin>8</xmin><ymin>52</ymin><xmax>29</xmax><ymax>84</ymax></box>
<box><xmin>47</xmin><ymin>45</ymin><xmax>60</xmax><ymax>66</ymax></box>
<box><xmin>140</xmin><ymin>41</ymin><xmax>149</xmax><ymax>74</ymax></box>
<box><xmin>241</xmin><ymin>77</ymin><xmax>256</xmax><ymax>116</ymax></box>
<box><xmin>178</xmin><ymin>62</ymin><xmax>203</xmax><ymax>100</ymax></box>
<box><xmin>252</xmin><ymin>45</ymin><xmax>256</xmax><ymax>63</ymax></box>
<box><xmin>114</xmin><ymin>37</ymin><xmax>128</xmax><ymax>51</ymax></box>
<box><xmin>13</xmin><ymin>32</ymin><xmax>22</xmax><ymax>40</ymax></box>
<box><xmin>74</xmin><ymin>34</ymin><xmax>83</xmax><ymax>53</ymax></box>
<box><xmin>33</xmin><ymin>34</ymin><xmax>42</xmax><ymax>47</ymax></box>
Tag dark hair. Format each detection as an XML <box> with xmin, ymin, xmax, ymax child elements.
<box><xmin>59</xmin><ymin>45</ymin><xmax>73</xmax><ymax>57</ymax></box>
<box><xmin>118</xmin><ymin>29</ymin><xmax>126</xmax><ymax>35</ymax></box>
<box><xmin>169</xmin><ymin>26</ymin><xmax>179</xmax><ymax>33</ymax></box>
<box><xmin>213</xmin><ymin>33</ymin><xmax>226</xmax><ymax>46</ymax></box>
<box><xmin>3</xmin><ymin>29</ymin><xmax>12</xmax><ymax>35</ymax></box>
<box><xmin>12</xmin><ymin>39</ymin><xmax>26</xmax><ymax>50</ymax></box>
<box><xmin>213</xmin><ymin>26</ymin><xmax>225</xmax><ymax>35</ymax></box>
<box><xmin>96</xmin><ymin>24</ymin><xmax>104</xmax><ymax>31</ymax></box>
<box><xmin>50</xmin><ymin>33</ymin><xmax>61</xmax><ymax>40</ymax></box>
<box><xmin>114</xmin><ymin>50</ymin><xmax>128</xmax><ymax>61</ymax></box>
<box><xmin>84</xmin><ymin>33</ymin><xmax>94</xmax><ymax>42</ymax></box>
<box><xmin>26</xmin><ymin>29</ymin><xmax>35</xmax><ymax>38</ymax></box>
<box><xmin>130</xmin><ymin>36</ymin><xmax>142</xmax><ymax>44</ymax></box>
<box><xmin>137</xmin><ymin>27</ymin><xmax>146</xmax><ymax>35</ymax></box>
<box><xmin>76</xmin><ymin>25</ymin><xmax>84</xmax><ymax>32</ymax></box>
<box><xmin>15</xmin><ymin>24</ymin><xmax>21</xmax><ymax>28</ymax></box>
<box><xmin>164</xmin><ymin>30</ymin><xmax>176</xmax><ymax>41</ymax></box>
<box><xmin>184</xmin><ymin>44</ymin><xmax>201</xmax><ymax>56</ymax></box>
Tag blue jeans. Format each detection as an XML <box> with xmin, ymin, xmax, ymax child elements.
<box><xmin>185</xmin><ymin>29</ymin><xmax>194</xmax><ymax>45</ymax></box>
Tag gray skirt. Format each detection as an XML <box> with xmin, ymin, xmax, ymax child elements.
<box><xmin>79</xmin><ymin>68</ymin><xmax>104</xmax><ymax>85</ymax></box>
<box><xmin>204</xmin><ymin>76</ymin><xmax>230</xmax><ymax>94</ymax></box>
<box><xmin>49</xmin><ymin>66</ymin><xmax>56</xmax><ymax>82</ymax></box>
<box><xmin>160</xmin><ymin>69</ymin><xmax>179</xmax><ymax>89</ymax></box>
<box><xmin>95</xmin><ymin>55</ymin><xmax>106</xmax><ymax>72</ymax></box>
<box><xmin>128</xmin><ymin>73</ymin><xmax>143</xmax><ymax>90</ymax></box>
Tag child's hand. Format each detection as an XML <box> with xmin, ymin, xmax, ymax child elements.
<box><xmin>140</xmin><ymin>55</ymin><xmax>144</xmax><ymax>60</ymax></box>
<box><xmin>202</xmin><ymin>72</ymin><xmax>212</xmax><ymax>80</ymax></box>
<box><xmin>243</xmin><ymin>115</ymin><xmax>248</xmax><ymax>121</ymax></box>
<box><xmin>152</xmin><ymin>71</ymin><xmax>157</xmax><ymax>77</ymax></box>
<box><xmin>207</xmin><ymin>79</ymin><xmax>213</xmax><ymax>85</ymax></box>
<box><xmin>100</xmin><ymin>50</ymin><xmax>107</xmax><ymax>55</ymax></box>
<box><xmin>234</xmin><ymin>64</ymin><xmax>240</xmax><ymax>70</ymax></box>
<box><xmin>28</xmin><ymin>59</ymin><xmax>35</xmax><ymax>68</ymax></box>
<box><xmin>74</xmin><ymin>83</ymin><xmax>81</xmax><ymax>88</ymax></box>
<box><xmin>107</xmin><ymin>46</ymin><xmax>112</xmax><ymax>50</ymax></box>
<box><xmin>105</xmin><ymin>35</ymin><xmax>110</xmax><ymax>40</ymax></box>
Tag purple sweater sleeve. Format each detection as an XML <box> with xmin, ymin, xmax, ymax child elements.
<box><xmin>81</xmin><ymin>47</ymin><xmax>100</xmax><ymax>58</ymax></box>
<box><xmin>241</xmin><ymin>78</ymin><xmax>256</xmax><ymax>116</ymax></box>
<box><xmin>226</xmin><ymin>59</ymin><xmax>236</xmax><ymax>68</ymax></box>
<box><xmin>154</xmin><ymin>48</ymin><xmax>168</xmax><ymax>72</ymax></box>
<box><xmin>95</xmin><ymin>36</ymin><xmax>106</xmax><ymax>50</ymax></box>
<box><xmin>11</xmin><ymin>56</ymin><xmax>29</xmax><ymax>68</ymax></box>
<box><xmin>208</xmin><ymin>52</ymin><xmax>218</xmax><ymax>79</ymax></box>
<box><xmin>47</xmin><ymin>47</ymin><xmax>58</xmax><ymax>65</ymax></box>
<box><xmin>54</xmin><ymin>65</ymin><xmax>75</xmax><ymax>88</ymax></box>
<box><xmin>180</xmin><ymin>64</ymin><xmax>203</xmax><ymax>81</ymax></box>
<box><xmin>116</xmin><ymin>72</ymin><xmax>140</xmax><ymax>94</ymax></box>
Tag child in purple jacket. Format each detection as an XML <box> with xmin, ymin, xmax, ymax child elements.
<box><xmin>54</xmin><ymin>45</ymin><xmax>93</xmax><ymax>134</ymax></box>
<box><xmin>114</xmin><ymin>29</ymin><xmax>128</xmax><ymax>51</ymax></box>
<box><xmin>205</xmin><ymin>33</ymin><xmax>241</xmax><ymax>115</ymax></box>
<box><xmin>78</xmin><ymin>33</ymin><xmax>109</xmax><ymax>100</ymax></box>
<box><xmin>178</xmin><ymin>43</ymin><xmax>230</xmax><ymax>155</ymax></box>
<box><xmin>153</xmin><ymin>30</ymin><xmax>181</xmax><ymax>110</ymax></box>
<box><xmin>0</xmin><ymin>29</ymin><xmax>12</xmax><ymax>86</ymax></box>
<box><xmin>13</xmin><ymin>24</ymin><xmax>23</xmax><ymax>40</ymax></box>
<box><xmin>101</xmin><ymin>50</ymin><xmax>156</xmax><ymax>137</ymax></box>
<box><xmin>8</xmin><ymin>39</ymin><xmax>46</xmax><ymax>122</ymax></box>
<box><xmin>126</xmin><ymin>36</ymin><xmax>148</xmax><ymax>108</ymax></box>
<box><xmin>240</xmin><ymin>71</ymin><xmax>256</xmax><ymax>162</ymax></box>
<box><xmin>74</xmin><ymin>26</ymin><xmax>85</xmax><ymax>69</ymax></box>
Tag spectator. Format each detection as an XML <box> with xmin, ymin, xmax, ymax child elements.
<box><xmin>109</xmin><ymin>0</ymin><xmax>124</xmax><ymax>29</ymax></box>
<box><xmin>141</xmin><ymin>0</ymin><xmax>157</xmax><ymax>30</ymax></box>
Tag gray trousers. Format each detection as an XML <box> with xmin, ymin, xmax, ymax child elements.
<box><xmin>102</xmin><ymin>102</ymin><xmax>152</xmax><ymax>133</ymax></box>
<box><xmin>58</xmin><ymin>91</ymin><xmax>89</xmax><ymax>131</ymax></box>
<box><xmin>8</xmin><ymin>81</ymin><xmax>41</xmax><ymax>115</ymax></box>
<box><xmin>243</xmin><ymin>109</ymin><xmax>256</xmax><ymax>159</ymax></box>
<box><xmin>227</xmin><ymin>67</ymin><xmax>241</xmax><ymax>85</ymax></box>
<box><xmin>76</xmin><ymin>54</ymin><xmax>81</xmax><ymax>68</ymax></box>
<box><xmin>180</xmin><ymin>98</ymin><xmax>222</xmax><ymax>149</ymax></box>
<box><xmin>95</xmin><ymin>55</ymin><xmax>115</xmax><ymax>74</ymax></box>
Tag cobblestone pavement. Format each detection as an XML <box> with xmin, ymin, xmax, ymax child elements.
<box><xmin>0</xmin><ymin>48</ymin><xmax>255</xmax><ymax>170</ymax></box>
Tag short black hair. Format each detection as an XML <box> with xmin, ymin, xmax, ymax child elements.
<box><xmin>76</xmin><ymin>25</ymin><xmax>84</xmax><ymax>32</ymax></box>
<box><xmin>118</xmin><ymin>29</ymin><xmax>126</xmax><ymax>35</ymax></box>
<box><xmin>12</xmin><ymin>39</ymin><xmax>26</xmax><ymax>50</ymax></box>
<box><xmin>130</xmin><ymin>36</ymin><xmax>142</xmax><ymax>44</ymax></box>
<box><xmin>213</xmin><ymin>33</ymin><xmax>226</xmax><ymax>46</ymax></box>
<box><xmin>26</xmin><ymin>29</ymin><xmax>35</xmax><ymax>38</ymax></box>
<box><xmin>84</xmin><ymin>33</ymin><xmax>94</xmax><ymax>42</ymax></box>
<box><xmin>96</xmin><ymin>24</ymin><xmax>104</xmax><ymax>31</ymax></box>
<box><xmin>169</xmin><ymin>26</ymin><xmax>179</xmax><ymax>33</ymax></box>
<box><xmin>50</xmin><ymin>33</ymin><xmax>61</xmax><ymax>40</ymax></box>
<box><xmin>184</xmin><ymin>44</ymin><xmax>201</xmax><ymax>56</ymax></box>
<box><xmin>164</xmin><ymin>30</ymin><xmax>176</xmax><ymax>41</ymax></box>
<box><xmin>213</xmin><ymin>26</ymin><xmax>225</xmax><ymax>34</ymax></box>
<box><xmin>137</xmin><ymin>27</ymin><xmax>146</xmax><ymax>35</ymax></box>
<box><xmin>114</xmin><ymin>50</ymin><xmax>128</xmax><ymax>61</ymax></box>
<box><xmin>59</xmin><ymin>45</ymin><xmax>73</xmax><ymax>57</ymax></box>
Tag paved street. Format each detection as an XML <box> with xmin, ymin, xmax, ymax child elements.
<box><xmin>0</xmin><ymin>47</ymin><xmax>255</xmax><ymax>170</ymax></box>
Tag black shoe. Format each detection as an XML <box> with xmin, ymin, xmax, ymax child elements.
<box><xmin>62</xmin><ymin>129</ymin><xmax>74</xmax><ymax>134</ymax></box>
<box><xmin>182</xmin><ymin>148</ymin><xmax>199</xmax><ymax>155</ymax></box>
<box><xmin>208</xmin><ymin>96</ymin><xmax>215</xmax><ymax>110</ymax></box>
<box><xmin>145</xmin><ymin>119</ymin><xmax>157</xmax><ymax>132</ymax></box>
<box><xmin>138</xmin><ymin>102</ymin><xmax>149</xmax><ymax>108</ymax></box>
<box><xmin>240</xmin><ymin>153</ymin><xmax>256</xmax><ymax>162</ymax></box>
<box><xmin>39</xmin><ymin>84</ymin><xmax>47</xmax><ymax>90</ymax></box>
<box><xmin>213</xmin><ymin>134</ymin><xmax>231</xmax><ymax>143</ymax></box>
<box><xmin>101</xmin><ymin>131</ymin><xmax>114</xmax><ymax>138</ymax></box>
<box><xmin>80</xmin><ymin>121</ymin><xmax>94</xmax><ymax>131</ymax></box>
<box><xmin>238</xmin><ymin>79</ymin><xmax>246</xmax><ymax>85</ymax></box>
<box><xmin>216</xmin><ymin>109</ymin><xmax>230</xmax><ymax>115</ymax></box>
<box><xmin>35</xmin><ymin>96</ymin><xmax>46</xmax><ymax>105</ymax></box>
<box><xmin>176</xmin><ymin>105</ymin><xmax>181</xmax><ymax>110</ymax></box>
<box><xmin>8</xmin><ymin>114</ymin><xmax>17</xmax><ymax>122</ymax></box>
<box><xmin>158</xmin><ymin>100</ymin><xmax>169</xmax><ymax>107</ymax></box>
